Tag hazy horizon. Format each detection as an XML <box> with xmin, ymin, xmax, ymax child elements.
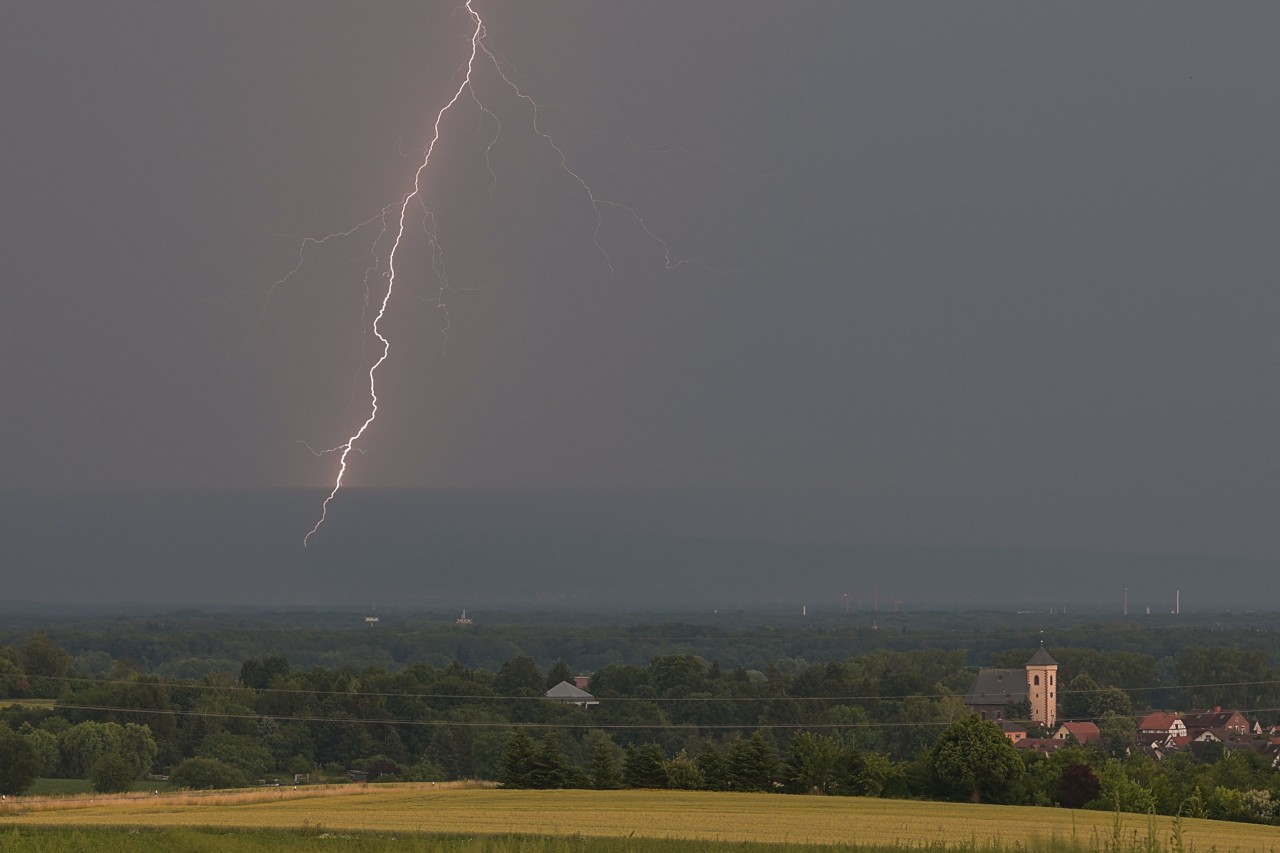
<box><xmin>2</xmin><ymin>488</ymin><xmax>1273</xmax><ymax>612</ymax></box>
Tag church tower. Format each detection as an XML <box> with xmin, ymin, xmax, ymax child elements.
<box><xmin>1025</xmin><ymin>643</ymin><xmax>1059</xmax><ymax>727</ymax></box>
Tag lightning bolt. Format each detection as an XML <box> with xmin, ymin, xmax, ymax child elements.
<box><xmin>290</xmin><ymin>1</ymin><xmax>722</xmax><ymax>546</ymax></box>
<box><xmin>300</xmin><ymin>2</ymin><xmax>486</xmax><ymax>547</ymax></box>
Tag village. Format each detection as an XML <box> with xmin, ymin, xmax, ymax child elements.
<box><xmin>961</xmin><ymin>645</ymin><xmax>1280</xmax><ymax>765</ymax></box>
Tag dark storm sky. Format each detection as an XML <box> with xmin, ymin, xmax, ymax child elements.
<box><xmin>3</xmin><ymin>2</ymin><xmax>1279</xmax><ymax>567</ymax></box>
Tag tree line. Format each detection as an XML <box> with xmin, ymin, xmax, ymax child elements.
<box><xmin>1</xmin><ymin>633</ymin><xmax>1278</xmax><ymax>825</ymax></box>
<box><xmin>494</xmin><ymin>716</ymin><xmax>1279</xmax><ymax>823</ymax></box>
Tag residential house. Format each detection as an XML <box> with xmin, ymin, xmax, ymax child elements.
<box><xmin>1053</xmin><ymin>721</ymin><xmax>1100</xmax><ymax>745</ymax></box>
<box><xmin>1137</xmin><ymin>711</ymin><xmax>1187</xmax><ymax>738</ymax></box>
<box><xmin>1181</xmin><ymin>707</ymin><xmax>1250</xmax><ymax>738</ymax></box>
<box><xmin>1014</xmin><ymin>737</ymin><xmax>1064</xmax><ymax>755</ymax></box>
<box><xmin>1000</xmin><ymin>720</ymin><xmax>1027</xmax><ymax>744</ymax></box>
<box><xmin>545</xmin><ymin>680</ymin><xmax>599</xmax><ymax>707</ymax></box>
<box><xmin>1259</xmin><ymin>739</ymin><xmax>1280</xmax><ymax>769</ymax></box>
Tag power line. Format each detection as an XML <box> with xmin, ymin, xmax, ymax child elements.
<box><xmin>23</xmin><ymin>701</ymin><xmax>1280</xmax><ymax>733</ymax></box>
<box><xmin>11</xmin><ymin>672</ymin><xmax>1280</xmax><ymax>704</ymax></box>
<box><xmin>35</xmin><ymin>703</ymin><xmax>960</xmax><ymax>731</ymax></box>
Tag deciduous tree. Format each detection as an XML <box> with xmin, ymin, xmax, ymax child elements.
<box><xmin>783</xmin><ymin>732</ymin><xmax>840</xmax><ymax>794</ymax></box>
<box><xmin>58</xmin><ymin>720</ymin><xmax>123</xmax><ymax>778</ymax></box>
<box><xmin>929</xmin><ymin>715</ymin><xmax>1024</xmax><ymax>803</ymax></box>
<box><xmin>169</xmin><ymin>757</ymin><xmax>250</xmax><ymax>790</ymax></box>
<box><xmin>493</xmin><ymin>656</ymin><xmax>544</xmax><ymax>696</ymax></box>
<box><xmin>21</xmin><ymin>725</ymin><xmax>58</xmax><ymax>777</ymax></box>
<box><xmin>1097</xmin><ymin>712</ymin><xmax>1136</xmax><ymax>758</ymax></box>
<box><xmin>1056</xmin><ymin>762</ymin><xmax>1100</xmax><ymax>808</ymax></box>
<box><xmin>0</xmin><ymin>727</ymin><xmax>41</xmax><ymax>795</ymax></box>
<box><xmin>663</xmin><ymin>749</ymin><xmax>704</xmax><ymax>790</ymax></box>
<box><xmin>89</xmin><ymin>753</ymin><xmax>135</xmax><ymax>793</ymax></box>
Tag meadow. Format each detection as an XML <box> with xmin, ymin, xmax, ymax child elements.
<box><xmin>0</xmin><ymin>698</ymin><xmax>55</xmax><ymax>710</ymax></box>
<box><xmin>3</xmin><ymin>785</ymin><xmax>1279</xmax><ymax>852</ymax></box>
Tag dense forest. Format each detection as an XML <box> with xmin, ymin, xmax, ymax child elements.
<box><xmin>3</xmin><ymin>608</ymin><xmax>1279</xmax><ymax>680</ymax></box>
<box><xmin>2</xmin><ymin>610</ymin><xmax>1279</xmax><ymax>824</ymax></box>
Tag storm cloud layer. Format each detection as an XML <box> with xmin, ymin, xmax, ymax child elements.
<box><xmin>3</xmin><ymin>3</ymin><xmax>1278</xmax><ymax>605</ymax></box>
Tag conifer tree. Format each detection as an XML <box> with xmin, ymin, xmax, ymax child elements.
<box><xmin>588</xmin><ymin>732</ymin><xmax>622</xmax><ymax>789</ymax></box>
<box><xmin>696</xmin><ymin>741</ymin><xmax>731</xmax><ymax>791</ymax></box>
<box><xmin>499</xmin><ymin>728</ymin><xmax>535</xmax><ymax>788</ymax></box>
<box><xmin>623</xmin><ymin>743</ymin><xmax>668</xmax><ymax>788</ymax></box>
<box><xmin>528</xmin><ymin>731</ymin><xmax>571</xmax><ymax>789</ymax></box>
<box><xmin>545</xmin><ymin>660</ymin><xmax>574</xmax><ymax>690</ymax></box>
<box><xmin>730</xmin><ymin>730</ymin><xmax>779</xmax><ymax>792</ymax></box>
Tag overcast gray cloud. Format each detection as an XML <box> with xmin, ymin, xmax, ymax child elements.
<box><xmin>2</xmin><ymin>2</ymin><xmax>1279</xmax><ymax>603</ymax></box>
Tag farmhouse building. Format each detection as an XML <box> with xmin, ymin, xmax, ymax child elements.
<box><xmin>1137</xmin><ymin>712</ymin><xmax>1187</xmax><ymax>738</ymax></box>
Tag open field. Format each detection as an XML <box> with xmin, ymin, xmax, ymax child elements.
<box><xmin>23</xmin><ymin>778</ymin><xmax>173</xmax><ymax>797</ymax></box>
<box><xmin>4</xmin><ymin>785</ymin><xmax>1279</xmax><ymax>851</ymax></box>
<box><xmin>0</xmin><ymin>698</ymin><xmax>56</xmax><ymax>710</ymax></box>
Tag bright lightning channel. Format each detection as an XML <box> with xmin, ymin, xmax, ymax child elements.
<box><xmin>294</xmin><ymin>2</ymin><xmax>715</xmax><ymax>546</ymax></box>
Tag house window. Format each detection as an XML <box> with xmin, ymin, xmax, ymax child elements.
<box><xmin>1033</xmin><ymin>675</ymin><xmax>1040</xmax><ymax>686</ymax></box>
<box><xmin>1049</xmin><ymin>675</ymin><xmax>1054</xmax><ymax>685</ymax></box>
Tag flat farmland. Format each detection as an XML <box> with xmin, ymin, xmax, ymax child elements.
<box><xmin>4</xmin><ymin>785</ymin><xmax>1278</xmax><ymax>850</ymax></box>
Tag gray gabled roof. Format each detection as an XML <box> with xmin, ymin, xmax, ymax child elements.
<box><xmin>964</xmin><ymin>668</ymin><xmax>1028</xmax><ymax>705</ymax></box>
<box><xmin>1026</xmin><ymin>645</ymin><xmax>1058</xmax><ymax>667</ymax></box>
<box><xmin>545</xmin><ymin>680</ymin><xmax>596</xmax><ymax>701</ymax></box>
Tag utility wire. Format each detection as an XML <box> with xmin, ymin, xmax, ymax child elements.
<box><xmin>10</xmin><ymin>672</ymin><xmax>1280</xmax><ymax>704</ymax></box>
<box><xmin>30</xmin><ymin>703</ymin><xmax>962</xmax><ymax>731</ymax></box>
<box><xmin>22</xmin><ymin>702</ymin><xmax>1280</xmax><ymax>733</ymax></box>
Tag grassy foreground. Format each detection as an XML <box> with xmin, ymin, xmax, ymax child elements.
<box><xmin>3</xmin><ymin>785</ymin><xmax>1278</xmax><ymax>851</ymax></box>
<box><xmin>0</xmin><ymin>827</ymin><xmax>1120</xmax><ymax>853</ymax></box>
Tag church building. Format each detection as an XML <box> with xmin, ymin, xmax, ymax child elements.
<box><xmin>963</xmin><ymin>644</ymin><xmax>1058</xmax><ymax>728</ymax></box>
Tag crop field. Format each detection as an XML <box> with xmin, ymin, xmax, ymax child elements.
<box><xmin>4</xmin><ymin>785</ymin><xmax>1279</xmax><ymax>851</ymax></box>
<box><xmin>0</xmin><ymin>827</ymin><xmax>1131</xmax><ymax>853</ymax></box>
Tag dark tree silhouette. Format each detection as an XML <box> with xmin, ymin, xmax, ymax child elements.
<box><xmin>1056</xmin><ymin>762</ymin><xmax>1101</xmax><ymax>809</ymax></box>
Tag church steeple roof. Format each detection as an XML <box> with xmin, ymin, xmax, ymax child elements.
<box><xmin>1026</xmin><ymin>644</ymin><xmax>1058</xmax><ymax>667</ymax></box>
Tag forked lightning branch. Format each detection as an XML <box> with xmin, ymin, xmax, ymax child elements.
<box><xmin>270</xmin><ymin>2</ymin><xmax>710</xmax><ymax>545</ymax></box>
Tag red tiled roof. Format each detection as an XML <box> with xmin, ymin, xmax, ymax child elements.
<box><xmin>1182</xmin><ymin>709</ymin><xmax>1249</xmax><ymax>732</ymax></box>
<box><xmin>1138</xmin><ymin>711</ymin><xmax>1182</xmax><ymax>732</ymax></box>
<box><xmin>1058</xmin><ymin>721</ymin><xmax>1100</xmax><ymax>744</ymax></box>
